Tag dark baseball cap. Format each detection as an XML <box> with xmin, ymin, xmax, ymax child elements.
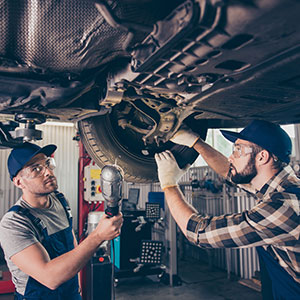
<box><xmin>220</xmin><ymin>120</ymin><xmax>292</xmax><ymax>163</ymax></box>
<box><xmin>7</xmin><ymin>142</ymin><xmax>57</xmax><ymax>180</ymax></box>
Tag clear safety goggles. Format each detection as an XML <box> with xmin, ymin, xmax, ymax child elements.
<box><xmin>21</xmin><ymin>157</ymin><xmax>56</xmax><ymax>179</ymax></box>
<box><xmin>232</xmin><ymin>144</ymin><xmax>253</xmax><ymax>158</ymax></box>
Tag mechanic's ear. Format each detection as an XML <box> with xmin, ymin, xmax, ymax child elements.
<box><xmin>256</xmin><ymin>149</ymin><xmax>270</xmax><ymax>165</ymax></box>
<box><xmin>13</xmin><ymin>176</ymin><xmax>24</xmax><ymax>189</ymax></box>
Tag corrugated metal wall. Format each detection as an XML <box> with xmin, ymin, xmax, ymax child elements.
<box><xmin>235</xmin><ymin>189</ymin><xmax>260</xmax><ymax>279</ymax></box>
<box><xmin>0</xmin><ymin>149</ymin><xmax>22</xmax><ymax>219</ymax></box>
<box><xmin>0</xmin><ymin>122</ymin><xmax>79</xmax><ymax>230</ymax></box>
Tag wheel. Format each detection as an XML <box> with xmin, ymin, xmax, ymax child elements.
<box><xmin>78</xmin><ymin>106</ymin><xmax>207</xmax><ymax>183</ymax></box>
<box><xmin>78</xmin><ymin>114</ymin><xmax>158</xmax><ymax>183</ymax></box>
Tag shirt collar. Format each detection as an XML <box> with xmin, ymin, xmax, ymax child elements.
<box><xmin>255</xmin><ymin>165</ymin><xmax>295</xmax><ymax>200</ymax></box>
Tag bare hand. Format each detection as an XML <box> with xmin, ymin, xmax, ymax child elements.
<box><xmin>95</xmin><ymin>212</ymin><xmax>123</xmax><ymax>241</ymax></box>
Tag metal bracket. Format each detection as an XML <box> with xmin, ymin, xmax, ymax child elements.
<box><xmin>0</xmin><ymin>121</ymin><xmax>23</xmax><ymax>149</ymax></box>
<box><xmin>11</xmin><ymin>113</ymin><xmax>46</xmax><ymax>142</ymax></box>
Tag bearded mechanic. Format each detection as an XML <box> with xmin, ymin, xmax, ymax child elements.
<box><xmin>155</xmin><ymin>120</ymin><xmax>300</xmax><ymax>300</ymax></box>
<box><xmin>0</xmin><ymin>142</ymin><xmax>123</xmax><ymax>299</ymax></box>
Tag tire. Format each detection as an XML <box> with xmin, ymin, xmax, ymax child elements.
<box><xmin>78</xmin><ymin>111</ymin><xmax>207</xmax><ymax>183</ymax></box>
<box><xmin>78</xmin><ymin>114</ymin><xmax>158</xmax><ymax>183</ymax></box>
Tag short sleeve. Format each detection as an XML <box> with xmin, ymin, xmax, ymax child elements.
<box><xmin>0</xmin><ymin>211</ymin><xmax>40</xmax><ymax>259</ymax></box>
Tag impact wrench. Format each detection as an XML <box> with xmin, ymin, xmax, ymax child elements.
<box><xmin>100</xmin><ymin>164</ymin><xmax>124</xmax><ymax>300</ymax></box>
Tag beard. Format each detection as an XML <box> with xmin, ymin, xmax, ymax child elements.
<box><xmin>229</xmin><ymin>160</ymin><xmax>257</xmax><ymax>184</ymax></box>
<box><xmin>31</xmin><ymin>176</ymin><xmax>58</xmax><ymax>196</ymax></box>
<box><xmin>42</xmin><ymin>177</ymin><xmax>58</xmax><ymax>194</ymax></box>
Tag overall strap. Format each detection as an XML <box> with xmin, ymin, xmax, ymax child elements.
<box><xmin>54</xmin><ymin>191</ymin><xmax>73</xmax><ymax>226</ymax></box>
<box><xmin>257</xmin><ymin>246</ymin><xmax>300</xmax><ymax>299</ymax></box>
<box><xmin>8</xmin><ymin>205</ymin><xmax>46</xmax><ymax>236</ymax></box>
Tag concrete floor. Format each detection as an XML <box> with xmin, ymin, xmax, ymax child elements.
<box><xmin>115</xmin><ymin>258</ymin><xmax>262</xmax><ymax>300</ymax></box>
<box><xmin>0</xmin><ymin>258</ymin><xmax>262</xmax><ymax>300</ymax></box>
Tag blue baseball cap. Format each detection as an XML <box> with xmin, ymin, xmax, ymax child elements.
<box><xmin>7</xmin><ymin>142</ymin><xmax>57</xmax><ymax>180</ymax></box>
<box><xmin>220</xmin><ymin>120</ymin><xmax>292</xmax><ymax>163</ymax></box>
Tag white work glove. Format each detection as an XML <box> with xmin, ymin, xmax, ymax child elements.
<box><xmin>170</xmin><ymin>127</ymin><xmax>200</xmax><ymax>148</ymax></box>
<box><xmin>154</xmin><ymin>150</ymin><xmax>190</xmax><ymax>190</ymax></box>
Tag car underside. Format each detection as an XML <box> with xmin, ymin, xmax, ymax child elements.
<box><xmin>0</xmin><ymin>0</ymin><xmax>300</xmax><ymax>182</ymax></box>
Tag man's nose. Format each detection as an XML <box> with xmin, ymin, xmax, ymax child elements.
<box><xmin>44</xmin><ymin>166</ymin><xmax>53</xmax><ymax>176</ymax></box>
<box><xmin>228</xmin><ymin>154</ymin><xmax>234</xmax><ymax>164</ymax></box>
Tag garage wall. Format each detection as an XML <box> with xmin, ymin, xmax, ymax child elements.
<box><xmin>0</xmin><ymin>149</ymin><xmax>22</xmax><ymax>219</ymax></box>
<box><xmin>0</xmin><ymin>122</ymin><xmax>79</xmax><ymax>230</ymax></box>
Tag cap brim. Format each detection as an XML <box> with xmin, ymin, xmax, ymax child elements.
<box><xmin>220</xmin><ymin>130</ymin><xmax>242</xmax><ymax>143</ymax></box>
<box><xmin>34</xmin><ymin>144</ymin><xmax>57</xmax><ymax>159</ymax></box>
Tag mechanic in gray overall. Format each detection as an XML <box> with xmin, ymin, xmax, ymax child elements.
<box><xmin>0</xmin><ymin>142</ymin><xmax>123</xmax><ymax>300</ymax></box>
<box><xmin>155</xmin><ymin>120</ymin><xmax>300</xmax><ymax>300</ymax></box>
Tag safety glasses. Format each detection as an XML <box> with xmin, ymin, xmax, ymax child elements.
<box><xmin>21</xmin><ymin>157</ymin><xmax>56</xmax><ymax>179</ymax></box>
<box><xmin>232</xmin><ymin>144</ymin><xmax>253</xmax><ymax>158</ymax></box>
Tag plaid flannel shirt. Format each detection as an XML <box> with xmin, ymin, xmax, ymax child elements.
<box><xmin>186</xmin><ymin>165</ymin><xmax>300</xmax><ymax>283</ymax></box>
